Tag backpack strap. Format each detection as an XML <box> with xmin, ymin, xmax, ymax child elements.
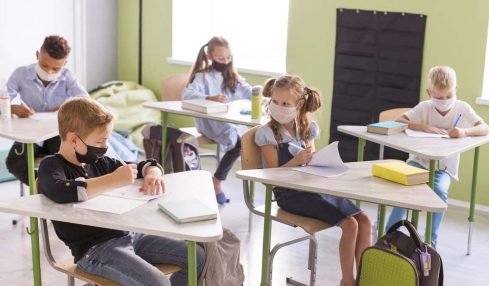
<box><xmin>386</xmin><ymin>220</ymin><xmax>424</xmax><ymax>250</ymax></box>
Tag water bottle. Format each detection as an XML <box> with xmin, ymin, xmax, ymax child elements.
<box><xmin>0</xmin><ymin>81</ymin><xmax>11</xmax><ymax>121</ymax></box>
<box><xmin>251</xmin><ymin>85</ymin><xmax>262</xmax><ymax>120</ymax></box>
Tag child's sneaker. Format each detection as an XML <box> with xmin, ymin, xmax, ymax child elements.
<box><xmin>431</xmin><ymin>240</ymin><xmax>437</xmax><ymax>250</ymax></box>
<box><xmin>216</xmin><ymin>192</ymin><xmax>230</xmax><ymax>204</ymax></box>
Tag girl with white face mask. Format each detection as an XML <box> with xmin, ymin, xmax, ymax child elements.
<box><xmin>255</xmin><ymin>75</ymin><xmax>372</xmax><ymax>286</ymax></box>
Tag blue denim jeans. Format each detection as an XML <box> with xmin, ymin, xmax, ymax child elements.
<box><xmin>77</xmin><ymin>232</ymin><xmax>205</xmax><ymax>286</ymax></box>
<box><xmin>385</xmin><ymin>161</ymin><xmax>451</xmax><ymax>242</ymax></box>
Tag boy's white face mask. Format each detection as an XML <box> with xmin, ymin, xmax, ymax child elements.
<box><xmin>269</xmin><ymin>101</ymin><xmax>297</xmax><ymax>124</ymax></box>
<box><xmin>35</xmin><ymin>63</ymin><xmax>61</xmax><ymax>82</ymax></box>
<box><xmin>431</xmin><ymin>95</ymin><xmax>456</xmax><ymax>112</ymax></box>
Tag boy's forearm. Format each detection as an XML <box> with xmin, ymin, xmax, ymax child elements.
<box><xmin>465</xmin><ymin>123</ymin><xmax>489</xmax><ymax>136</ymax></box>
<box><xmin>85</xmin><ymin>173</ymin><xmax>121</xmax><ymax>198</ymax></box>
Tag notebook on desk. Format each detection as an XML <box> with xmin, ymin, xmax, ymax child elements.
<box><xmin>182</xmin><ymin>99</ymin><xmax>228</xmax><ymax>114</ymax></box>
<box><xmin>158</xmin><ymin>199</ymin><xmax>217</xmax><ymax>223</ymax></box>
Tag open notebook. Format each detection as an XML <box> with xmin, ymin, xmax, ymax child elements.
<box><xmin>292</xmin><ymin>141</ymin><xmax>349</xmax><ymax>177</ymax></box>
<box><xmin>73</xmin><ymin>181</ymin><xmax>163</xmax><ymax>214</ymax></box>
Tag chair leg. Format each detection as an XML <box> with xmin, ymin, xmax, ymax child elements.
<box><xmin>285</xmin><ymin>235</ymin><xmax>317</xmax><ymax>286</ymax></box>
<box><xmin>12</xmin><ymin>181</ymin><xmax>25</xmax><ymax>225</ymax></box>
<box><xmin>268</xmin><ymin>235</ymin><xmax>311</xmax><ymax>286</ymax></box>
<box><xmin>67</xmin><ymin>274</ymin><xmax>75</xmax><ymax>286</ymax></box>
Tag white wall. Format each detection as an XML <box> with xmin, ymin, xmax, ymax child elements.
<box><xmin>0</xmin><ymin>0</ymin><xmax>76</xmax><ymax>81</ymax></box>
<box><xmin>85</xmin><ymin>0</ymin><xmax>118</xmax><ymax>91</ymax></box>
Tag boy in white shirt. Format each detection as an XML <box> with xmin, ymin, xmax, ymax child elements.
<box><xmin>385</xmin><ymin>66</ymin><xmax>489</xmax><ymax>248</ymax></box>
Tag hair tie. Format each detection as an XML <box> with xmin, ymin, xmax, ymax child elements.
<box><xmin>303</xmin><ymin>86</ymin><xmax>312</xmax><ymax>99</ymax></box>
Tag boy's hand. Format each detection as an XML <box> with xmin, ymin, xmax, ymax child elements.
<box><xmin>423</xmin><ymin>125</ymin><xmax>448</xmax><ymax>135</ymax></box>
<box><xmin>295</xmin><ymin>146</ymin><xmax>313</xmax><ymax>166</ymax></box>
<box><xmin>448</xmin><ymin>127</ymin><xmax>467</xmax><ymax>138</ymax></box>
<box><xmin>140</xmin><ymin>174</ymin><xmax>165</xmax><ymax>195</ymax></box>
<box><xmin>206</xmin><ymin>95</ymin><xmax>227</xmax><ymax>103</ymax></box>
<box><xmin>113</xmin><ymin>164</ymin><xmax>138</xmax><ymax>185</ymax></box>
<box><xmin>11</xmin><ymin>104</ymin><xmax>34</xmax><ymax>118</ymax></box>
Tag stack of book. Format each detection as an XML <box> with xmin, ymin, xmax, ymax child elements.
<box><xmin>371</xmin><ymin>161</ymin><xmax>429</xmax><ymax>185</ymax></box>
<box><xmin>182</xmin><ymin>99</ymin><xmax>228</xmax><ymax>114</ymax></box>
<box><xmin>367</xmin><ymin>121</ymin><xmax>408</xmax><ymax>135</ymax></box>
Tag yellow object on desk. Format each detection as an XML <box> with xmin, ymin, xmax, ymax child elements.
<box><xmin>372</xmin><ymin>161</ymin><xmax>429</xmax><ymax>185</ymax></box>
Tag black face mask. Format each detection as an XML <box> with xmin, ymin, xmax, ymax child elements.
<box><xmin>75</xmin><ymin>136</ymin><xmax>108</xmax><ymax>164</ymax></box>
<box><xmin>212</xmin><ymin>61</ymin><xmax>231</xmax><ymax>72</ymax></box>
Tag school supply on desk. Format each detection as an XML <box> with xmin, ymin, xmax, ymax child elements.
<box><xmin>357</xmin><ymin>220</ymin><xmax>443</xmax><ymax>286</ymax></box>
<box><xmin>371</xmin><ymin>161</ymin><xmax>429</xmax><ymax>185</ymax></box>
<box><xmin>404</xmin><ymin>129</ymin><xmax>449</xmax><ymax>138</ymax></box>
<box><xmin>292</xmin><ymin>141</ymin><xmax>349</xmax><ymax>178</ymax></box>
<box><xmin>73</xmin><ymin>180</ymin><xmax>162</xmax><ymax>214</ymax></box>
<box><xmin>182</xmin><ymin>99</ymin><xmax>228</xmax><ymax>114</ymax></box>
<box><xmin>367</xmin><ymin>121</ymin><xmax>408</xmax><ymax>135</ymax></box>
<box><xmin>158</xmin><ymin>199</ymin><xmax>217</xmax><ymax>223</ymax></box>
<box><xmin>30</xmin><ymin>112</ymin><xmax>57</xmax><ymax>121</ymax></box>
<box><xmin>452</xmin><ymin>114</ymin><xmax>462</xmax><ymax>128</ymax></box>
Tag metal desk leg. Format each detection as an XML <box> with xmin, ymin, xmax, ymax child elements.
<box><xmin>248</xmin><ymin>181</ymin><xmax>255</xmax><ymax>233</ymax></box>
<box><xmin>260</xmin><ymin>184</ymin><xmax>273</xmax><ymax>286</ymax></box>
<box><xmin>377</xmin><ymin>205</ymin><xmax>386</xmax><ymax>239</ymax></box>
<box><xmin>467</xmin><ymin>147</ymin><xmax>480</xmax><ymax>255</ymax></box>
<box><xmin>424</xmin><ymin>160</ymin><xmax>436</xmax><ymax>244</ymax></box>
<box><xmin>356</xmin><ymin>138</ymin><xmax>365</xmax><ymax>208</ymax></box>
<box><xmin>188</xmin><ymin>241</ymin><xmax>197</xmax><ymax>286</ymax></box>
<box><xmin>161</xmin><ymin>112</ymin><xmax>168</xmax><ymax>164</ymax></box>
<box><xmin>27</xmin><ymin>143</ymin><xmax>42</xmax><ymax>286</ymax></box>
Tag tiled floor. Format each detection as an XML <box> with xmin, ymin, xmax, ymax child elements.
<box><xmin>1</xmin><ymin>158</ymin><xmax>488</xmax><ymax>285</ymax></box>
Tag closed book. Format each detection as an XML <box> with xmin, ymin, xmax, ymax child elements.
<box><xmin>367</xmin><ymin>121</ymin><xmax>408</xmax><ymax>135</ymax></box>
<box><xmin>158</xmin><ymin>199</ymin><xmax>217</xmax><ymax>223</ymax></box>
<box><xmin>182</xmin><ymin>99</ymin><xmax>228</xmax><ymax>114</ymax></box>
<box><xmin>372</xmin><ymin>161</ymin><xmax>429</xmax><ymax>185</ymax></box>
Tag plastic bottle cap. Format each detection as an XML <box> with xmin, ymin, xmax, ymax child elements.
<box><xmin>252</xmin><ymin>85</ymin><xmax>262</xmax><ymax>96</ymax></box>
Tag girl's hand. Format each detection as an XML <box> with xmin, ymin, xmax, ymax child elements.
<box><xmin>448</xmin><ymin>127</ymin><xmax>466</xmax><ymax>138</ymax></box>
<box><xmin>140</xmin><ymin>174</ymin><xmax>165</xmax><ymax>195</ymax></box>
<box><xmin>206</xmin><ymin>95</ymin><xmax>228</xmax><ymax>103</ymax></box>
<box><xmin>112</xmin><ymin>164</ymin><xmax>138</xmax><ymax>185</ymax></box>
<box><xmin>295</xmin><ymin>146</ymin><xmax>313</xmax><ymax>166</ymax></box>
<box><xmin>422</xmin><ymin>125</ymin><xmax>448</xmax><ymax>135</ymax></box>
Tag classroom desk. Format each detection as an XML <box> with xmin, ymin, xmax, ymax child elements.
<box><xmin>0</xmin><ymin>170</ymin><xmax>223</xmax><ymax>286</ymax></box>
<box><xmin>236</xmin><ymin>160</ymin><xmax>446</xmax><ymax>286</ymax></box>
<box><xmin>0</xmin><ymin>114</ymin><xmax>59</xmax><ymax>286</ymax></box>
<box><xmin>143</xmin><ymin>100</ymin><xmax>269</xmax><ymax>162</ymax></box>
<box><xmin>338</xmin><ymin>125</ymin><xmax>489</xmax><ymax>253</ymax></box>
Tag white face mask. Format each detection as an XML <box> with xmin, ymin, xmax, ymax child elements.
<box><xmin>35</xmin><ymin>63</ymin><xmax>61</xmax><ymax>82</ymax></box>
<box><xmin>431</xmin><ymin>95</ymin><xmax>456</xmax><ymax>112</ymax></box>
<box><xmin>269</xmin><ymin>101</ymin><xmax>297</xmax><ymax>124</ymax></box>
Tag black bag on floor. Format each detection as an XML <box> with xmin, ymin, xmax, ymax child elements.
<box><xmin>357</xmin><ymin>220</ymin><xmax>443</xmax><ymax>286</ymax></box>
<box><xmin>142</xmin><ymin>124</ymin><xmax>201</xmax><ymax>173</ymax></box>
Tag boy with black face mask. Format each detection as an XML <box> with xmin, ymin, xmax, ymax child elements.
<box><xmin>5</xmin><ymin>35</ymin><xmax>87</xmax><ymax>185</ymax></box>
<box><xmin>182</xmin><ymin>36</ymin><xmax>252</xmax><ymax>204</ymax></box>
<box><xmin>38</xmin><ymin>97</ymin><xmax>205</xmax><ymax>286</ymax></box>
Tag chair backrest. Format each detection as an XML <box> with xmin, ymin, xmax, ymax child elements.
<box><xmin>241</xmin><ymin>126</ymin><xmax>262</xmax><ymax>170</ymax></box>
<box><xmin>379</xmin><ymin>108</ymin><xmax>411</xmax><ymax>122</ymax></box>
<box><xmin>161</xmin><ymin>74</ymin><xmax>189</xmax><ymax>101</ymax></box>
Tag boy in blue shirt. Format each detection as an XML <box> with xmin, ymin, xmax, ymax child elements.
<box><xmin>6</xmin><ymin>35</ymin><xmax>87</xmax><ymax>185</ymax></box>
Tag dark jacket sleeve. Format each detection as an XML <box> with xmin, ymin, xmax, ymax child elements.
<box><xmin>38</xmin><ymin>157</ymin><xmax>87</xmax><ymax>204</ymax></box>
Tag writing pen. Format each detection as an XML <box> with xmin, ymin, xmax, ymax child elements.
<box><xmin>452</xmin><ymin>114</ymin><xmax>462</xmax><ymax>128</ymax></box>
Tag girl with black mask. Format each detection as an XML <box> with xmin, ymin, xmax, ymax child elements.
<box><xmin>182</xmin><ymin>36</ymin><xmax>252</xmax><ymax>204</ymax></box>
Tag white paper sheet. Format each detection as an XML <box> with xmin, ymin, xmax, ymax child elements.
<box><xmin>404</xmin><ymin>129</ymin><xmax>449</xmax><ymax>138</ymax></box>
<box><xmin>30</xmin><ymin>112</ymin><xmax>57</xmax><ymax>121</ymax></box>
<box><xmin>292</xmin><ymin>141</ymin><xmax>349</xmax><ymax>177</ymax></box>
<box><xmin>73</xmin><ymin>196</ymin><xmax>146</xmax><ymax>214</ymax></box>
<box><xmin>103</xmin><ymin>185</ymin><xmax>163</xmax><ymax>201</ymax></box>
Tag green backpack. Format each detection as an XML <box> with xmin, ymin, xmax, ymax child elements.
<box><xmin>357</xmin><ymin>220</ymin><xmax>443</xmax><ymax>286</ymax></box>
